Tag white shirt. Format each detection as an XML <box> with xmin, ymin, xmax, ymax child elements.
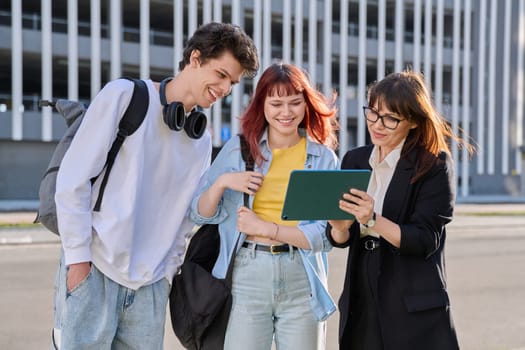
<box><xmin>56</xmin><ymin>79</ymin><xmax>211</xmax><ymax>289</ymax></box>
<box><xmin>361</xmin><ymin>140</ymin><xmax>404</xmax><ymax>238</ymax></box>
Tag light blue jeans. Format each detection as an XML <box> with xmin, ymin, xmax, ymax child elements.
<box><xmin>52</xmin><ymin>253</ymin><xmax>170</xmax><ymax>350</ymax></box>
<box><xmin>224</xmin><ymin>243</ymin><xmax>326</xmax><ymax>350</ymax></box>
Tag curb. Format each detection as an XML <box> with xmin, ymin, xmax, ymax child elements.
<box><xmin>2</xmin><ymin>204</ymin><xmax>525</xmax><ymax>225</ymax></box>
<box><xmin>0</xmin><ymin>226</ymin><xmax>60</xmax><ymax>245</ymax></box>
<box><xmin>1</xmin><ymin>204</ymin><xmax>524</xmax><ymax>246</ymax></box>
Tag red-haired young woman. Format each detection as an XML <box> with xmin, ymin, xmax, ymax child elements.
<box><xmin>190</xmin><ymin>62</ymin><xmax>339</xmax><ymax>350</ymax></box>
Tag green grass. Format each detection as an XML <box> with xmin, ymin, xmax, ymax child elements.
<box><xmin>456</xmin><ymin>211</ymin><xmax>525</xmax><ymax>216</ymax></box>
<box><xmin>0</xmin><ymin>223</ymin><xmax>42</xmax><ymax>229</ymax></box>
<box><xmin>1</xmin><ymin>212</ymin><xmax>524</xmax><ymax>227</ymax></box>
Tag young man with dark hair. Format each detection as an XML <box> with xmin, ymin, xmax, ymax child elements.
<box><xmin>52</xmin><ymin>22</ymin><xmax>258</xmax><ymax>349</ymax></box>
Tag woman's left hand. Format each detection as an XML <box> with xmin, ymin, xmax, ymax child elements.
<box><xmin>237</xmin><ymin>206</ymin><xmax>273</xmax><ymax>237</ymax></box>
<box><xmin>339</xmin><ymin>188</ymin><xmax>375</xmax><ymax>226</ymax></box>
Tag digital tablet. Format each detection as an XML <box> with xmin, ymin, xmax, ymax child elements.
<box><xmin>281</xmin><ymin>169</ymin><xmax>372</xmax><ymax>221</ymax></box>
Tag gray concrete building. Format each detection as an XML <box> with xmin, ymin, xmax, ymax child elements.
<box><xmin>1</xmin><ymin>0</ymin><xmax>524</xmax><ymax>209</ymax></box>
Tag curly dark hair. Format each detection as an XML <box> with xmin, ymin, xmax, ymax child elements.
<box><xmin>179</xmin><ymin>22</ymin><xmax>259</xmax><ymax>78</ymax></box>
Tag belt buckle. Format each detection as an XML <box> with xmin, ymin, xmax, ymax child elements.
<box><xmin>364</xmin><ymin>239</ymin><xmax>379</xmax><ymax>251</ymax></box>
<box><xmin>270</xmin><ymin>245</ymin><xmax>280</xmax><ymax>254</ymax></box>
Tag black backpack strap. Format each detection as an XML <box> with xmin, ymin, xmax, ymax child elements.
<box><xmin>239</xmin><ymin>134</ymin><xmax>253</xmax><ymax>206</ymax></box>
<box><xmin>239</xmin><ymin>134</ymin><xmax>253</xmax><ymax>173</ymax></box>
<box><xmin>93</xmin><ymin>78</ymin><xmax>149</xmax><ymax>212</ymax></box>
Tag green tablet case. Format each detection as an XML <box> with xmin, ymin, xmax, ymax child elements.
<box><xmin>281</xmin><ymin>169</ymin><xmax>372</xmax><ymax>221</ymax></box>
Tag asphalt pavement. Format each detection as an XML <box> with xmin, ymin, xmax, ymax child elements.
<box><xmin>1</xmin><ymin>203</ymin><xmax>525</xmax><ymax>350</ymax></box>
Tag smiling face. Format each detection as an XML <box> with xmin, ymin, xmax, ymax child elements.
<box><xmin>366</xmin><ymin>103</ymin><xmax>417</xmax><ymax>157</ymax></box>
<box><xmin>189</xmin><ymin>50</ymin><xmax>245</xmax><ymax>109</ymax></box>
<box><xmin>264</xmin><ymin>90</ymin><xmax>306</xmax><ymax>144</ymax></box>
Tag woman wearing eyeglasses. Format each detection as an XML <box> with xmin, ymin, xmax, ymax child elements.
<box><xmin>326</xmin><ymin>70</ymin><xmax>474</xmax><ymax>350</ymax></box>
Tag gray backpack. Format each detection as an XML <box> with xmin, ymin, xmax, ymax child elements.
<box><xmin>35</xmin><ymin>78</ymin><xmax>149</xmax><ymax>235</ymax></box>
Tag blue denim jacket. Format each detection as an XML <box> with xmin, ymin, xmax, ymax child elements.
<box><xmin>190</xmin><ymin>129</ymin><xmax>339</xmax><ymax>321</ymax></box>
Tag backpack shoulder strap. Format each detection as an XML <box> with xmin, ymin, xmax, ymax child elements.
<box><xmin>238</xmin><ymin>134</ymin><xmax>253</xmax><ymax>208</ymax></box>
<box><xmin>239</xmin><ymin>134</ymin><xmax>253</xmax><ymax>172</ymax></box>
<box><xmin>117</xmin><ymin>77</ymin><xmax>150</xmax><ymax>135</ymax></box>
<box><xmin>93</xmin><ymin>78</ymin><xmax>149</xmax><ymax>211</ymax></box>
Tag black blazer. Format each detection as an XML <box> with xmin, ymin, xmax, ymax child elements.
<box><xmin>327</xmin><ymin>145</ymin><xmax>460</xmax><ymax>350</ymax></box>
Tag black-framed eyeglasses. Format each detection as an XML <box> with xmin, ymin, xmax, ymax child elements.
<box><xmin>362</xmin><ymin>106</ymin><xmax>405</xmax><ymax>130</ymax></box>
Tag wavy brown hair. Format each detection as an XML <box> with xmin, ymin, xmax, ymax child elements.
<box><xmin>367</xmin><ymin>70</ymin><xmax>475</xmax><ymax>182</ymax></box>
<box><xmin>179</xmin><ymin>22</ymin><xmax>259</xmax><ymax>78</ymax></box>
<box><xmin>241</xmin><ymin>63</ymin><xmax>339</xmax><ymax>165</ymax></box>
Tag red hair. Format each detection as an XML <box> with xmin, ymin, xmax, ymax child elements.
<box><xmin>240</xmin><ymin>63</ymin><xmax>338</xmax><ymax>165</ymax></box>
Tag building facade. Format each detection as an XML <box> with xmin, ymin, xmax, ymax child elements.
<box><xmin>1</xmin><ymin>0</ymin><xmax>524</xmax><ymax>207</ymax></box>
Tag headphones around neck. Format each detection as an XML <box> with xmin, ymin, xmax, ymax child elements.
<box><xmin>159</xmin><ymin>77</ymin><xmax>207</xmax><ymax>139</ymax></box>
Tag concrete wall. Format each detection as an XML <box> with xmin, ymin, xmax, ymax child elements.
<box><xmin>0</xmin><ymin>111</ymin><xmax>69</xmax><ymax>142</ymax></box>
<box><xmin>0</xmin><ymin>140</ymin><xmax>56</xmax><ymax>200</ymax></box>
<box><xmin>0</xmin><ymin>139</ymin><xmax>223</xmax><ymax>201</ymax></box>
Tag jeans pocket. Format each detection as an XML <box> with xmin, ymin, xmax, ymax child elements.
<box><xmin>234</xmin><ymin>248</ymin><xmax>251</xmax><ymax>268</ymax></box>
<box><xmin>66</xmin><ymin>265</ymin><xmax>94</xmax><ymax>297</ymax></box>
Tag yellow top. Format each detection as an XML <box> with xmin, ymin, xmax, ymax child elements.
<box><xmin>253</xmin><ymin>137</ymin><xmax>307</xmax><ymax>226</ymax></box>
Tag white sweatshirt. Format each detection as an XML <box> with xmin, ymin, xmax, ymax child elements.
<box><xmin>55</xmin><ymin>79</ymin><xmax>211</xmax><ymax>289</ymax></box>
